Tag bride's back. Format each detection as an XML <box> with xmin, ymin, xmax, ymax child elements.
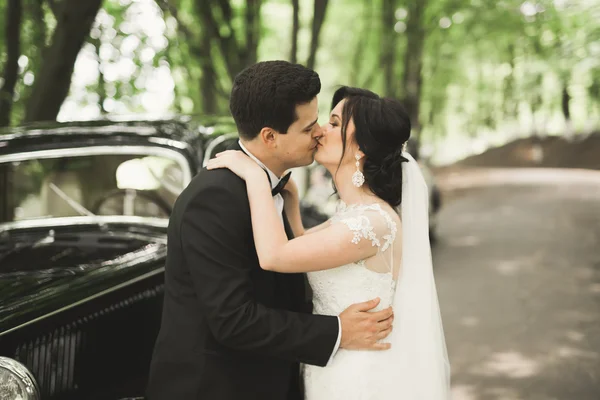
<box><xmin>304</xmin><ymin>200</ymin><xmax>403</xmax><ymax>400</ymax></box>
<box><xmin>307</xmin><ymin>201</ymin><xmax>402</xmax><ymax>316</ymax></box>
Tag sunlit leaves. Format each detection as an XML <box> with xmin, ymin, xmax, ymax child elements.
<box><xmin>0</xmin><ymin>0</ymin><xmax>598</xmax><ymax>150</ymax></box>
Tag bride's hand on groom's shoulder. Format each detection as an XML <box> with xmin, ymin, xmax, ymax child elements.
<box><xmin>339</xmin><ymin>298</ymin><xmax>394</xmax><ymax>351</ymax></box>
<box><xmin>206</xmin><ymin>150</ymin><xmax>264</xmax><ymax>181</ymax></box>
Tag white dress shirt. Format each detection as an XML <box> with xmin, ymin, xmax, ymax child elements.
<box><xmin>238</xmin><ymin>141</ymin><xmax>341</xmax><ymax>365</ymax></box>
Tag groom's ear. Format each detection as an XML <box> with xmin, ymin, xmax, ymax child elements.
<box><xmin>259</xmin><ymin>127</ymin><xmax>278</xmax><ymax>148</ymax></box>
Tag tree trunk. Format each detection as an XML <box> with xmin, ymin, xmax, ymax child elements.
<box><xmin>159</xmin><ymin>0</ymin><xmax>221</xmax><ymax>114</ymax></box>
<box><xmin>306</xmin><ymin>0</ymin><xmax>329</xmax><ymax>70</ymax></box>
<box><xmin>200</xmin><ymin>0</ymin><xmax>241</xmax><ymax>79</ymax></box>
<box><xmin>381</xmin><ymin>0</ymin><xmax>396</xmax><ymax>97</ymax></box>
<box><xmin>24</xmin><ymin>0</ymin><xmax>104</xmax><ymax>122</ymax></box>
<box><xmin>243</xmin><ymin>0</ymin><xmax>262</xmax><ymax>68</ymax></box>
<box><xmin>31</xmin><ymin>0</ymin><xmax>47</xmax><ymax>70</ymax></box>
<box><xmin>45</xmin><ymin>0</ymin><xmax>60</xmax><ymax>17</ymax></box>
<box><xmin>200</xmin><ymin>33</ymin><xmax>218</xmax><ymax>114</ymax></box>
<box><xmin>562</xmin><ymin>81</ymin><xmax>573</xmax><ymax>139</ymax></box>
<box><xmin>529</xmin><ymin>73</ymin><xmax>543</xmax><ymax>136</ymax></box>
<box><xmin>350</xmin><ymin>2</ymin><xmax>373</xmax><ymax>85</ymax></box>
<box><xmin>186</xmin><ymin>0</ymin><xmax>220</xmax><ymax>113</ymax></box>
<box><xmin>290</xmin><ymin>0</ymin><xmax>300</xmax><ymax>63</ymax></box>
<box><xmin>95</xmin><ymin>38</ymin><xmax>107</xmax><ymax>114</ymax></box>
<box><xmin>502</xmin><ymin>44</ymin><xmax>517</xmax><ymax>118</ymax></box>
<box><xmin>401</xmin><ymin>0</ymin><xmax>427</xmax><ymax>137</ymax></box>
<box><xmin>561</xmin><ymin>83</ymin><xmax>571</xmax><ymax>122</ymax></box>
<box><xmin>198</xmin><ymin>0</ymin><xmax>250</xmax><ymax>80</ymax></box>
<box><xmin>424</xmin><ymin>40</ymin><xmax>442</xmax><ymax>130</ymax></box>
<box><xmin>588</xmin><ymin>76</ymin><xmax>600</xmax><ymax>122</ymax></box>
<box><xmin>0</xmin><ymin>0</ymin><xmax>23</xmax><ymax>127</ymax></box>
<box><xmin>0</xmin><ymin>1</ymin><xmax>5</xmax><ymax>58</ymax></box>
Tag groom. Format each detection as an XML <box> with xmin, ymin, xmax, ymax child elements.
<box><xmin>146</xmin><ymin>61</ymin><xmax>393</xmax><ymax>400</ymax></box>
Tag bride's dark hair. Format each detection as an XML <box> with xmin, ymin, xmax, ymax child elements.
<box><xmin>332</xmin><ymin>86</ymin><xmax>411</xmax><ymax>207</ymax></box>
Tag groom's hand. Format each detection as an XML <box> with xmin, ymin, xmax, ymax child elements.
<box><xmin>339</xmin><ymin>298</ymin><xmax>394</xmax><ymax>350</ymax></box>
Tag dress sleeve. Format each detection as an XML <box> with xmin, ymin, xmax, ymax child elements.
<box><xmin>331</xmin><ymin>209</ymin><xmax>397</xmax><ymax>255</ymax></box>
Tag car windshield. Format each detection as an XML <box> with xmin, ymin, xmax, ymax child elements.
<box><xmin>0</xmin><ymin>147</ymin><xmax>191</xmax><ymax>224</ymax></box>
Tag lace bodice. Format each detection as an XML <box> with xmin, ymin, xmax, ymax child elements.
<box><xmin>307</xmin><ymin>202</ymin><xmax>401</xmax><ymax>316</ymax></box>
<box><xmin>304</xmin><ymin>202</ymin><xmax>403</xmax><ymax>399</ymax></box>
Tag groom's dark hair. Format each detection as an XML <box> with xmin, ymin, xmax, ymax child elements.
<box><xmin>229</xmin><ymin>61</ymin><xmax>321</xmax><ymax>140</ymax></box>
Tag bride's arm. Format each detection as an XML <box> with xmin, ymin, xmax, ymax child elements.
<box><xmin>207</xmin><ymin>151</ymin><xmax>380</xmax><ymax>273</ymax></box>
<box><xmin>304</xmin><ymin>220</ymin><xmax>333</xmax><ymax>235</ymax></box>
<box><xmin>245</xmin><ymin>177</ymin><xmax>378</xmax><ymax>272</ymax></box>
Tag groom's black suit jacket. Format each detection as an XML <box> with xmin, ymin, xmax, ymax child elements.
<box><xmin>146</xmin><ymin>142</ymin><xmax>339</xmax><ymax>400</ymax></box>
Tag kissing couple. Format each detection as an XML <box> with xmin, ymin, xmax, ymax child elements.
<box><xmin>147</xmin><ymin>60</ymin><xmax>450</xmax><ymax>400</ymax></box>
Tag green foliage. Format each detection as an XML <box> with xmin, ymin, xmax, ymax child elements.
<box><xmin>1</xmin><ymin>0</ymin><xmax>599</xmax><ymax>162</ymax></box>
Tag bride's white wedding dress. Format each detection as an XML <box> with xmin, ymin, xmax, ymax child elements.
<box><xmin>304</xmin><ymin>202</ymin><xmax>401</xmax><ymax>400</ymax></box>
<box><xmin>304</xmin><ymin>154</ymin><xmax>451</xmax><ymax>399</ymax></box>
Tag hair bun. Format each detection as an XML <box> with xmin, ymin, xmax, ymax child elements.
<box><xmin>380</xmin><ymin>147</ymin><xmax>409</xmax><ymax>169</ymax></box>
<box><xmin>362</xmin><ymin>147</ymin><xmax>406</xmax><ymax>207</ymax></box>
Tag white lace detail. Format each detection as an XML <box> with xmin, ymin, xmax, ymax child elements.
<box><xmin>337</xmin><ymin>215</ymin><xmax>380</xmax><ymax>247</ymax></box>
<box><xmin>380</xmin><ymin>211</ymin><xmax>397</xmax><ymax>253</ymax></box>
<box><xmin>304</xmin><ymin>201</ymin><xmax>402</xmax><ymax>399</ymax></box>
<box><xmin>333</xmin><ymin>202</ymin><xmax>397</xmax><ymax>254</ymax></box>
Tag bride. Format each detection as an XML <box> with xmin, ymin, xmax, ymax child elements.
<box><xmin>207</xmin><ymin>86</ymin><xmax>450</xmax><ymax>399</ymax></box>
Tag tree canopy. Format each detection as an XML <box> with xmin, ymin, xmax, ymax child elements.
<box><xmin>0</xmin><ymin>0</ymin><xmax>598</xmax><ymax>163</ymax></box>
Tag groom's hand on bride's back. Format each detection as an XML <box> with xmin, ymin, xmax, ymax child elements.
<box><xmin>339</xmin><ymin>297</ymin><xmax>394</xmax><ymax>350</ymax></box>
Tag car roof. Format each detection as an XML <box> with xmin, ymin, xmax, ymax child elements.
<box><xmin>0</xmin><ymin>115</ymin><xmax>238</xmax><ymax>155</ymax></box>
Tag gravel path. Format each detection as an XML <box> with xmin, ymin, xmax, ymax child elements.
<box><xmin>432</xmin><ymin>169</ymin><xmax>600</xmax><ymax>400</ymax></box>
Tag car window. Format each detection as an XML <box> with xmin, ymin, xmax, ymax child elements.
<box><xmin>0</xmin><ymin>148</ymin><xmax>190</xmax><ymax>223</ymax></box>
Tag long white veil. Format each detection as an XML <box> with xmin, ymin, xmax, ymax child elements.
<box><xmin>391</xmin><ymin>152</ymin><xmax>451</xmax><ymax>399</ymax></box>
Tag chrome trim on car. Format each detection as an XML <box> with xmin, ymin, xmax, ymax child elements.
<box><xmin>0</xmin><ymin>125</ymin><xmax>157</xmax><ymax>140</ymax></box>
<box><xmin>0</xmin><ymin>215</ymin><xmax>169</xmax><ymax>232</ymax></box>
<box><xmin>0</xmin><ymin>356</ymin><xmax>41</xmax><ymax>400</ymax></box>
<box><xmin>147</xmin><ymin>136</ymin><xmax>193</xmax><ymax>151</ymax></box>
<box><xmin>202</xmin><ymin>132</ymin><xmax>239</xmax><ymax>167</ymax></box>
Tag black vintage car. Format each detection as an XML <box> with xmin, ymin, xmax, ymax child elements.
<box><xmin>0</xmin><ymin>117</ymin><xmax>248</xmax><ymax>400</ymax></box>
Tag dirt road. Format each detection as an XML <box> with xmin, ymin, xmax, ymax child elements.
<box><xmin>432</xmin><ymin>168</ymin><xmax>600</xmax><ymax>400</ymax></box>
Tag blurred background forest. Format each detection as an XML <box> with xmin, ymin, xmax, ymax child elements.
<box><xmin>0</xmin><ymin>0</ymin><xmax>599</xmax><ymax>164</ymax></box>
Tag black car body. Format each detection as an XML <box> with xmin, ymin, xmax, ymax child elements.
<box><xmin>0</xmin><ymin>117</ymin><xmax>240</xmax><ymax>400</ymax></box>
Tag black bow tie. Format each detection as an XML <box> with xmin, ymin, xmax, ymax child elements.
<box><xmin>237</xmin><ymin>146</ymin><xmax>290</xmax><ymax>197</ymax></box>
<box><xmin>271</xmin><ymin>172</ymin><xmax>291</xmax><ymax>196</ymax></box>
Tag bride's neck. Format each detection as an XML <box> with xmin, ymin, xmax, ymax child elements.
<box><xmin>329</xmin><ymin>163</ymin><xmax>380</xmax><ymax>205</ymax></box>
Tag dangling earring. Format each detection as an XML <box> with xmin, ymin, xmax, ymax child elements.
<box><xmin>352</xmin><ymin>154</ymin><xmax>365</xmax><ymax>187</ymax></box>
